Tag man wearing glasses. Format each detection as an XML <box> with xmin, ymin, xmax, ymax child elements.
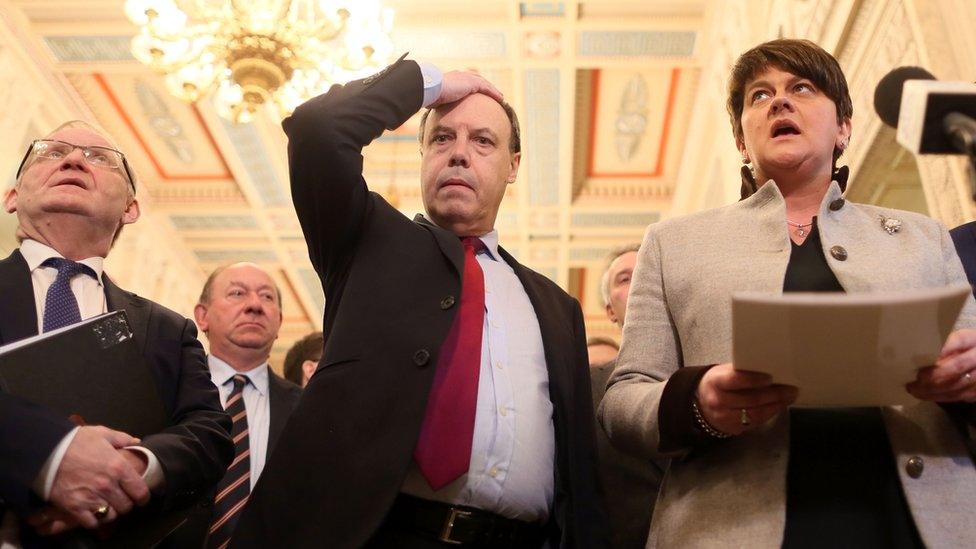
<box><xmin>0</xmin><ymin>121</ymin><xmax>232</xmax><ymax>545</ymax></box>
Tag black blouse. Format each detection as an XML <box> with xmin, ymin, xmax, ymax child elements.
<box><xmin>781</xmin><ymin>220</ymin><xmax>923</xmax><ymax>548</ymax></box>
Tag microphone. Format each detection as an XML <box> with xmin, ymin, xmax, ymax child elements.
<box><xmin>874</xmin><ymin>66</ymin><xmax>976</xmax><ymax>200</ymax></box>
<box><xmin>873</xmin><ymin>66</ymin><xmax>976</xmax><ymax>155</ymax></box>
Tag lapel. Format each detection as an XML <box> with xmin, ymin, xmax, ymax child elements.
<box><xmin>103</xmin><ymin>275</ymin><xmax>151</xmax><ymax>355</ymax></box>
<box><xmin>0</xmin><ymin>250</ymin><xmax>39</xmax><ymax>345</ymax></box>
<box><xmin>495</xmin><ymin>246</ymin><xmax>573</xmax><ymax>415</ymax></box>
<box><xmin>267</xmin><ymin>371</ymin><xmax>294</xmax><ymax>454</ymax></box>
<box><xmin>412</xmin><ymin>214</ymin><xmax>464</xmax><ymax>277</ymax></box>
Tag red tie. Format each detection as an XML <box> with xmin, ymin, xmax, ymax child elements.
<box><xmin>414</xmin><ymin>237</ymin><xmax>487</xmax><ymax>490</ymax></box>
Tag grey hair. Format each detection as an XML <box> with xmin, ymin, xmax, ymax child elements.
<box><xmin>600</xmin><ymin>243</ymin><xmax>641</xmax><ymax>306</ymax></box>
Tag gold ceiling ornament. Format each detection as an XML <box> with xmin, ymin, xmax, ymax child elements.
<box><xmin>125</xmin><ymin>0</ymin><xmax>395</xmax><ymax>123</ymax></box>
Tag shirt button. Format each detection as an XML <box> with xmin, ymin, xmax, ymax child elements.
<box><xmin>829</xmin><ymin>198</ymin><xmax>846</xmax><ymax>211</ymax></box>
<box><xmin>499</xmin><ymin>407</ymin><xmax>508</xmax><ymax>417</ymax></box>
<box><xmin>829</xmin><ymin>245</ymin><xmax>848</xmax><ymax>261</ymax></box>
<box><xmin>440</xmin><ymin>296</ymin><xmax>456</xmax><ymax>309</ymax></box>
<box><xmin>489</xmin><ymin>467</ymin><xmax>499</xmax><ymax>478</ymax></box>
<box><xmin>495</xmin><ymin>362</ymin><xmax>504</xmax><ymax>370</ymax></box>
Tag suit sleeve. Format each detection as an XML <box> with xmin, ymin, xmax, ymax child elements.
<box><xmin>0</xmin><ymin>393</ymin><xmax>74</xmax><ymax>512</ymax></box>
<box><xmin>600</xmin><ymin>224</ymin><xmax>687</xmax><ymax>460</ymax></box>
<box><xmin>282</xmin><ymin>56</ymin><xmax>424</xmax><ymax>280</ymax></box>
<box><xmin>140</xmin><ymin>318</ymin><xmax>233</xmax><ymax>510</ymax></box>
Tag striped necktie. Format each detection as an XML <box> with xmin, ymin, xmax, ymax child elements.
<box><xmin>208</xmin><ymin>374</ymin><xmax>251</xmax><ymax>549</ymax></box>
<box><xmin>41</xmin><ymin>257</ymin><xmax>96</xmax><ymax>332</ymax></box>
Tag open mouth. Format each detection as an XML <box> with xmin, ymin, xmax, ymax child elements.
<box><xmin>771</xmin><ymin>120</ymin><xmax>801</xmax><ymax>138</ymax></box>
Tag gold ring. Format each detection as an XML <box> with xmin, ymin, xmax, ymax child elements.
<box><xmin>740</xmin><ymin>408</ymin><xmax>751</xmax><ymax>426</ymax></box>
<box><xmin>94</xmin><ymin>504</ymin><xmax>110</xmax><ymax>519</ymax></box>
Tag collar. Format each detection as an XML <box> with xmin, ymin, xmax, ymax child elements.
<box><xmin>20</xmin><ymin>239</ymin><xmax>105</xmax><ymax>284</ymax></box>
<box><xmin>418</xmin><ymin>214</ymin><xmax>500</xmax><ymax>261</ymax></box>
<box><xmin>208</xmin><ymin>354</ymin><xmax>269</xmax><ymax>396</ymax></box>
<box><xmin>750</xmin><ymin>179</ymin><xmax>844</xmax><ymax>211</ymax></box>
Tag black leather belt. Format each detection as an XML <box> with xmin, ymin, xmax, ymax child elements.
<box><xmin>388</xmin><ymin>494</ymin><xmax>546</xmax><ymax>547</ymax></box>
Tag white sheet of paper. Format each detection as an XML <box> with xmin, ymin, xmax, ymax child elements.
<box><xmin>732</xmin><ymin>285</ymin><xmax>970</xmax><ymax>407</ymax></box>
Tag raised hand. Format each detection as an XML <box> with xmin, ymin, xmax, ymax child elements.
<box><xmin>430</xmin><ymin>71</ymin><xmax>503</xmax><ymax>107</ymax></box>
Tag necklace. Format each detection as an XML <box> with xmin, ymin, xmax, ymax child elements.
<box><xmin>786</xmin><ymin>219</ymin><xmax>813</xmax><ymax>237</ymax></box>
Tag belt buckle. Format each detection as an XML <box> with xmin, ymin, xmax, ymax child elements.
<box><xmin>439</xmin><ymin>507</ymin><xmax>472</xmax><ymax>545</ymax></box>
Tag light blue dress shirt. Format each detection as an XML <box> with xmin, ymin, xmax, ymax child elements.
<box><xmin>401</xmin><ymin>230</ymin><xmax>556</xmax><ymax>522</ymax></box>
<box><xmin>208</xmin><ymin>356</ymin><xmax>271</xmax><ymax>491</ymax></box>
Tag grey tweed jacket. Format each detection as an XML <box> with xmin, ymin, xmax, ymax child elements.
<box><xmin>600</xmin><ymin>180</ymin><xmax>976</xmax><ymax>548</ymax></box>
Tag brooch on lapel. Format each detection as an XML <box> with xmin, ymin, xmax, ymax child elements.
<box><xmin>879</xmin><ymin>214</ymin><xmax>902</xmax><ymax>235</ymax></box>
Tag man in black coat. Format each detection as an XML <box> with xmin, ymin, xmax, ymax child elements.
<box><xmin>163</xmin><ymin>263</ymin><xmax>303</xmax><ymax>548</ymax></box>
<box><xmin>590</xmin><ymin>244</ymin><xmax>665</xmax><ymax>548</ymax></box>
<box><xmin>232</xmin><ymin>58</ymin><xmax>607</xmax><ymax>548</ymax></box>
<box><xmin>951</xmin><ymin>221</ymin><xmax>976</xmax><ymax>297</ymax></box>
<box><xmin>0</xmin><ymin>121</ymin><xmax>232</xmax><ymax>544</ymax></box>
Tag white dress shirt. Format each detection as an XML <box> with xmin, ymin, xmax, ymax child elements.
<box><xmin>207</xmin><ymin>356</ymin><xmax>271</xmax><ymax>491</ymax></box>
<box><xmin>401</xmin><ymin>229</ymin><xmax>556</xmax><ymax>522</ymax></box>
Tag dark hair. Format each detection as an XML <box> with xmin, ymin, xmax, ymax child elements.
<box><xmin>283</xmin><ymin>331</ymin><xmax>324</xmax><ymax>385</ymax></box>
<box><xmin>727</xmin><ymin>39</ymin><xmax>853</xmax><ymax>152</ymax></box>
<box><xmin>418</xmin><ymin>99</ymin><xmax>521</xmax><ymax>154</ymax></box>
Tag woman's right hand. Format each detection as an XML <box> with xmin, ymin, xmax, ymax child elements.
<box><xmin>696</xmin><ymin>363</ymin><xmax>799</xmax><ymax>436</ymax></box>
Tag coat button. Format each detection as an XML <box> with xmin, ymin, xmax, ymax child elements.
<box><xmin>829</xmin><ymin>198</ymin><xmax>845</xmax><ymax>211</ymax></box>
<box><xmin>440</xmin><ymin>295</ymin><xmax>456</xmax><ymax>310</ymax></box>
<box><xmin>829</xmin><ymin>245</ymin><xmax>848</xmax><ymax>261</ymax></box>
<box><xmin>905</xmin><ymin>456</ymin><xmax>924</xmax><ymax>478</ymax></box>
<box><xmin>413</xmin><ymin>349</ymin><xmax>430</xmax><ymax>366</ymax></box>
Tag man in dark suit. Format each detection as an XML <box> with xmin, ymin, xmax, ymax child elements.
<box><xmin>590</xmin><ymin>244</ymin><xmax>665</xmax><ymax>548</ymax></box>
<box><xmin>165</xmin><ymin>262</ymin><xmax>302</xmax><ymax>548</ymax></box>
<box><xmin>0</xmin><ymin>121</ymin><xmax>232</xmax><ymax>544</ymax></box>
<box><xmin>232</xmin><ymin>58</ymin><xmax>606</xmax><ymax>548</ymax></box>
<box><xmin>950</xmin><ymin>221</ymin><xmax>976</xmax><ymax>297</ymax></box>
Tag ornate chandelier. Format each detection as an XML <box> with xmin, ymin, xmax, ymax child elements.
<box><xmin>124</xmin><ymin>1</ymin><xmax>394</xmax><ymax>123</ymax></box>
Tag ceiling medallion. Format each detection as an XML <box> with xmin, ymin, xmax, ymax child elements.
<box><xmin>125</xmin><ymin>0</ymin><xmax>395</xmax><ymax>123</ymax></box>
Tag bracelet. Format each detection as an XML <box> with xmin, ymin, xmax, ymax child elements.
<box><xmin>692</xmin><ymin>400</ymin><xmax>732</xmax><ymax>439</ymax></box>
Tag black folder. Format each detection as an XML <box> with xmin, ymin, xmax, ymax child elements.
<box><xmin>0</xmin><ymin>310</ymin><xmax>167</xmax><ymax>436</ymax></box>
<box><xmin>0</xmin><ymin>311</ymin><xmax>187</xmax><ymax>548</ymax></box>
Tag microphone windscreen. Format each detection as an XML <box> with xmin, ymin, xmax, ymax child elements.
<box><xmin>874</xmin><ymin>66</ymin><xmax>935</xmax><ymax>127</ymax></box>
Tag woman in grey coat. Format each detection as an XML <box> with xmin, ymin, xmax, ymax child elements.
<box><xmin>600</xmin><ymin>39</ymin><xmax>976</xmax><ymax>548</ymax></box>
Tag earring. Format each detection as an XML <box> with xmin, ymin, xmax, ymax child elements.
<box><xmin>740</xmin><ymin>163</ymin><xmax>758</xmax><ymax>201</ymax></box>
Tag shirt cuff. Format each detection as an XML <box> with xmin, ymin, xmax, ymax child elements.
<box><xmin>33</xmin><ymin>427</ymin><xmax>79</xmax><ymax>500</ymax></box>
<box><xmin>418</xmin><ymin>62</ymin><xmax>443</xmax><ymax>107</ymax></box>
<box><xmin>125</xmin><ymin>446</ymin><xmax>165</xmax><ymax>491</ymax></box>
<box><xmin>658</xmin><ymin>365</ymin><xmax>717</xmax><ymax>454</ymax></box>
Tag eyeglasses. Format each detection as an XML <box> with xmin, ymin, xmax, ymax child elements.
<box><xmin>15</xmin><ymin>139</ymin><xmax>136</xmax><ymax>192</ymax></box>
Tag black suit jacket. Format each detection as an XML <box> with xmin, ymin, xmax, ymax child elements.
<box><xmin>0</xmin><ymin>250</ymin><xmax>233</xmax><ymax>522</ymax></box>
<box><xmin>590</xmin><ymin>360</ymin><xmax>665</xmax><ymax>548</ymax></box>
<box><xmin>163</xmin><ymin>368</ymin><xmax>301</xmax><ymax>548</ymax></box>
<box><xmin>951</xmin><ymin>221</ymin><xmax>976</xmax><ymax>298</ymax></box>
<box><xmin>231</xmin><ymin>59</ymin><xmax>607</xmax><ymax>548</ymax></box>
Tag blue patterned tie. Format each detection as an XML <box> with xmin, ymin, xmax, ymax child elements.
<box><xmin>42</xmin><ymin>257</ymin><xmax>96</xmax><ymax>332</ymax></box>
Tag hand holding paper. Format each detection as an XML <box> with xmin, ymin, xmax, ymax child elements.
<box><xmin>907</xmin><ymin>328</ymin><xmax>976</xmax><ymax>402</ymax></box>
<box><xmin>696</xmin><ymin>364</ymin><xmax>798</xmax><ymax>435</ymax></box>
<box><xmin>732</xmin><ymin>286</ymin><xmax>970</xmax><ymax>407</ymax></box>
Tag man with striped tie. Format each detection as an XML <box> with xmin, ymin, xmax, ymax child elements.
<box><xmin>171</xmin><ymin>262</ymin><xmax>301</xmax><ymax>549</ymax></box>
<box><xmin>0</xmin><ymin>121</ymin><xmax>233</xmax><ymax>545</ymax></box>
